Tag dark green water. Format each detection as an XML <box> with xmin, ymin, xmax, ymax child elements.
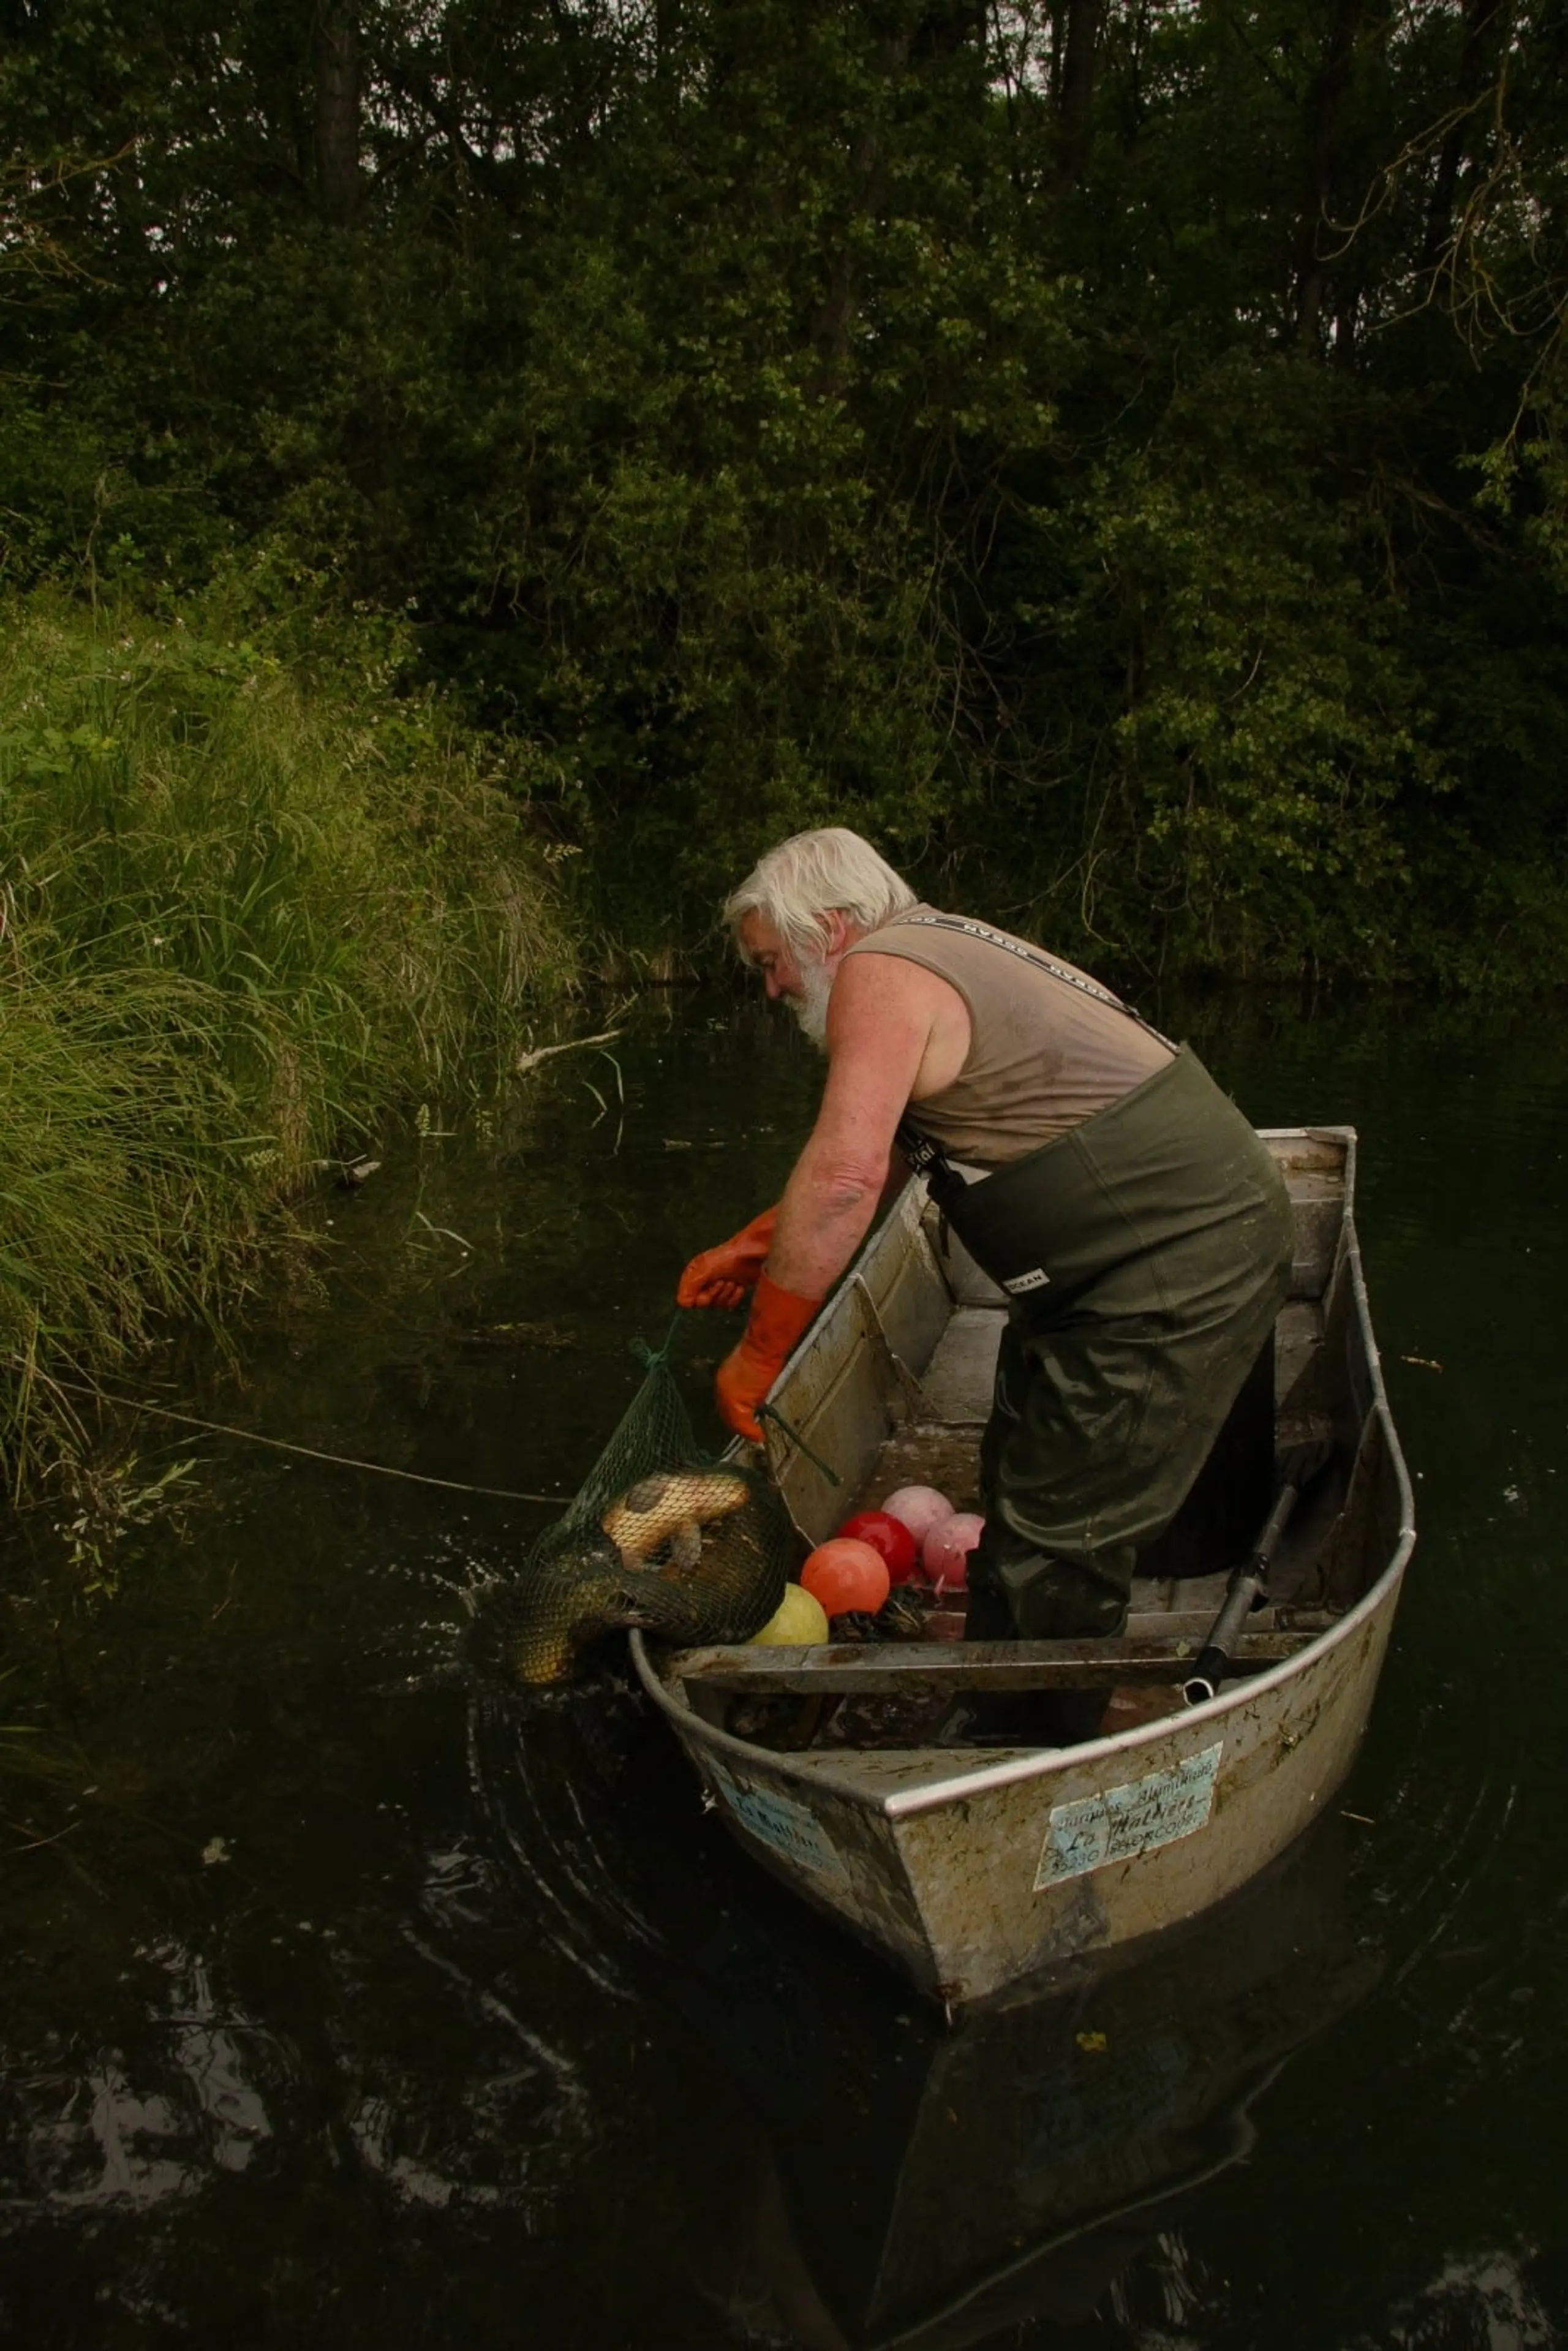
<box><xmin>2</xmin><ymin>991</ymin><xmax>1565</xmax><ymax>2349</ymax></box>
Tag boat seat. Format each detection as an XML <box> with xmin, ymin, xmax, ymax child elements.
<box><xmin>669</xmin><ymin>1617</ymin><xmax>1332</xmax><ymax>1697</ymax></box>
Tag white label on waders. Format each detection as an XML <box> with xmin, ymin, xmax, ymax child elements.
<box><xmin>1033</xmin><ymin>1742</ymin><xmax>1224</xmax><ymax>1889</ymax></box>
<box><xmin>1003</xmin><ymin>1268</ymin><xmax>1051</xmax><ymax>1296</ymax></box>
<box><xmin>709</xmin><ymin>1761</ymin><xmax>847</xmax><ymax>1882</ymax></box>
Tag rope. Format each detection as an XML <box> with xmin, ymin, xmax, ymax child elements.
<box><xmin>4</xmin><ymin>1365</ymin><xmax>561</xmax><ymax>1507</ymax></box>
<box><xmin>756</xmin><ymin>1400</ymin><xmax>842</xmax><ymax>1487</ymax></box>
<box><xmin>671</xmin><ymin>1302</ymin><xmax>840</xmax><ymax>1482</ymax></box>
<box><xmin>630</xmin><ymin>1311</ymin><xmax>685</xmax><ymax>1375</ymax></box>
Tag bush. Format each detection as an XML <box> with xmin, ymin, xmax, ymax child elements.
<box><xmin>0</xmin><ymin>596</ymin><xmax>573</xmax><ymax>1484</ymax></box>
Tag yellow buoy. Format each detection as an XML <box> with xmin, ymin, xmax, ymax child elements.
<box><xmin>748</xmin><ymin>1582</ymin><xmax>830</xmax><ymax>1646</ymax></box>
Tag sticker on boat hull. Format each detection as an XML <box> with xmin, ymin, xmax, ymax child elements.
<box><xmin>1034</xmin><ymin>1742</ymin><xmax>1223</xmax><ymax>1889</ymax></box>
<box><xmin>709</xmin><ymin>1762</ymin><xmax>847</xmax><ymax>1882</ymax></box>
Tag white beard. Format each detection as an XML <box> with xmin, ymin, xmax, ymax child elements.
<box><xmin>790</xmin><ymin>955</ymin><xmax>834</xmax><ymax>1050</ymax></box>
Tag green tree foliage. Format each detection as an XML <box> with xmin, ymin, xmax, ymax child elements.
<box><xmin>1</xmin><ymin>0</ymin><xmax>1565</xmax><ymax>983</ymax></box>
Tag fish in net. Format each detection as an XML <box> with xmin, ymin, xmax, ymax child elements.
<box><xmin>487</xmin><ymin>1336</ymin><xmax>796</xmax><ymax>1686</ymax></box>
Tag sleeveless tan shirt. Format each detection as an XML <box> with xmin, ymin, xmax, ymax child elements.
<box><xmin>842</xmin><ymin>905</ymin><xmax>1173</xmax><ymax>1168</ymax></box>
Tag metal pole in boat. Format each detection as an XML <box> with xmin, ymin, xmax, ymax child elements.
<box><xmin>1183</xmin><ymin>1437</ymin><xmax>1330</xmax><ymax>1706</ymax></box>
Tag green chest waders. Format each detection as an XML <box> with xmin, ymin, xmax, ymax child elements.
<box><xmin>900</xmin><ymin>1046</ymin><xmax>1294</xmax><ymax>1642</ymax></box>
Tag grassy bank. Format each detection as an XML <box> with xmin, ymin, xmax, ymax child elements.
<box><xmin>0</xmin><ymin>598</ymin><xmax>573</xmax><ymax>1493</ymax></box>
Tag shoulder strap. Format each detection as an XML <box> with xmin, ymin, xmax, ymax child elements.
<box><xmin>894</xmin><ymin>913</ymin><xmax>1174</xmax><ymax>1054</ymax></box>
<box><xmin>890</xmin><ymin>915</ymin><xmax>1174</xmax><ymax>1186</ymax></box>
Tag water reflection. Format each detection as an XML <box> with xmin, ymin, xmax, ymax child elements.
<box><xmin>829</xmin><ymin>1825</ymin><xmax>1374</xmax><ymax>2347</ymax></box>
<box><xmin>3</xmin><ymin>1946</ymin><xmax>282</xmax><ymax>2215</ymax></box>
<box><xmin>691</xmin><ymin>1828</ymin><xmax>1376</xmax><ymax>2349</ymax></box>
<box><xmin>1357</xmin><ymin>2251</ymin><xmax>1561</xmax><ymax>2351</ymax></box>
<box><xmin>471</xmin><ymin>1674</ymin><xmax>1379</xmax><ymax>2348</ymax></box>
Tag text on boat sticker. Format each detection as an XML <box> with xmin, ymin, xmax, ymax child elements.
<box><xmin>709</xmin><ymin>1761</ymin><xmax>847</xmax><ymax>1881</ymax></box>
<box><xmin>1034</xmin><ymin>1742</ymin><xmax>1224</xmax><ymax>1889</ymax></box>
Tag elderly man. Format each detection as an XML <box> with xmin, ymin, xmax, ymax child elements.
<box><xmin>677</xmin><ymin>826</ymin><xmax>1293</xmax><ymax>1650</ymax></box>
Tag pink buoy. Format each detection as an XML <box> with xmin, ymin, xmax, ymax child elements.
<box><xmin>880</xmin><ymin>1485</ymin><xmax>954</xmax><ymax>1549</ymax></box>
<box><xmin>922</xmin><ymin>1511</ymin><xmax>984</xmax><ymax>1594</ymax></box>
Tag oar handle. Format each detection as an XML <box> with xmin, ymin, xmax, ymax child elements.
<box><xmin>1185</xmin><ymin>1569</ymin><xmax>1267</xmax><ymax>1700</ymax></box>
<box><xmin>1182</xmin><ymin>1458</ymin><xmax>1321</xmax><ymax>1705</ymax></box>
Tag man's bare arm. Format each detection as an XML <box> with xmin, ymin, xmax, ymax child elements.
<box><xmin>766</xmin><ymin>954</ymin><xmax>965</xmax><ymax>1297</ymax></box>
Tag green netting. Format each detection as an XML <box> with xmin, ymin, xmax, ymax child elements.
<box><xmin>540</xmin><ymin>1323</ymin><xmax>704</xmax><ymax>1552</ymax></box>
<box><xmin>497</xmin><ymin>1324</ymin><xmax>797</xmax><ymax>1683</ymax></box>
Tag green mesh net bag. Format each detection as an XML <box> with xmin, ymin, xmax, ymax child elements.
<box><xmin>498</xmin><ymin>1329</ymin><xmax>797</xmax><ymax>1686</ymax></box>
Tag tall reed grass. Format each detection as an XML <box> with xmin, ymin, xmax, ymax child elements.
<box><xmin>0</xmin><ymin>598</ymin><xmax>573</xmax><ymax>1490</ymax></box>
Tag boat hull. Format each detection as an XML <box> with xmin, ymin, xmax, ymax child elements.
<box><xmin>636</xmin><ymin>1574</ymin><xmax>1398</xmax><ymax>2002</ymax></box>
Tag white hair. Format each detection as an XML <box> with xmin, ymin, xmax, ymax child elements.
<box><xmin>723</xmin><ymin>827</ymin><xmax>918</xmax><ymax>965</ymax></box>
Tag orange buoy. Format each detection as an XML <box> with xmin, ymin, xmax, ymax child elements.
<box><xmin>800</xmin><ymin>1538</ymin><xmax>891</xmax><ymax>1619</ymax></box>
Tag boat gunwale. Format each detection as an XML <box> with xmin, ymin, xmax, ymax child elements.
<box><xmin>630</xmin><ymin>1119</ymin><xmax>1415</xmax><ymax>1821</ymax></box>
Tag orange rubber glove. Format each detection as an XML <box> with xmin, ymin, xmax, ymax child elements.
<box><xmin>676</xmin><ymin>1206</ymin><xmax>778</xmax><ymax>1312</ymax></box>
<box><xmin>715</xmin><ymin>1273</ymin><xmax>821</xmax><ymax>1442</ymax></box>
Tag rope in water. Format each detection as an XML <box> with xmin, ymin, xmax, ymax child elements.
<box><xmin>11</xmin><ymin>1310</ymin><xmax>766</xmax><ymax>1509</ymax></box>
<box><xmin>6</xmin><ymin>1364</ymin><xmax>562</xmax><ymax>1507</ymax></box>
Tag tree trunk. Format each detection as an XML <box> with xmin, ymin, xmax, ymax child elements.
<box><xmin>1419</xmin><ymin>0</ymin><xmax>1510</xmax><ymax>272</ymax></box>
<box><xmin>809</xmin><ymin>2</ymin><xmax>984</xmax><ymax>375</ymax></box>
<box><xmin>1047</xmin><ymin>0</ymin><xmax>1065</xmax><ymax>107</ymax></box>
<box><xmin>810</xmin><ymin>30</ymin><xmax>911</xmax><ymax>377</ymax></box>
<box><xmin>1056</xmin><ymin>0</ymin><xmax>1103</xmax><ymax>191</ymax></box>
<box><xmin>912</xmin><ymin>0</ymin><xmax>987</xmax><ymax>61</ymax></box>
<box><xmin>655</xmin><ymin>0</ymin><xmax>682</xmax><ymax>89</ymax></box>
<box><xmin>1291</xmin><ymin>0</ymin><xmax>1362</xmax><ymax>348</ymax></box>
<box><xmin>315</xmin><ymin>1</ymin><xmax>360</xmax><ymax>228</ymax></box>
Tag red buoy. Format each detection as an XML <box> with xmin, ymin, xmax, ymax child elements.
<box><xmin>835</xmin><ymin>1509</ymin><xmax>919</xmax><ymax>1585</ymax></box>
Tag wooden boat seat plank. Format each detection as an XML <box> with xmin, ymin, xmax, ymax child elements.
<box><xmin>673</xmin><ymin>1623</ymin><xmax>1330</xmax><ymax>1696</ymax></box>
<box><xmin>1130</xmin><ymin>1569</ymin><xmax>1235</xmax><ymax>1615</ymax></box>
<box><xmin>1272</xmin><ymin>1150</ymin><xmax>1348</xmax><ymax>1299</ymax></box>
<box><xmin>1275</xmin><ymin>1299</ymin><xmax>1324</xmax><ymax>1403</ymax></box>
<box><xmin>916</xmin><ymin>1305</ymin><xmax>1006</xmax><ymax>1424</ymax></box>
